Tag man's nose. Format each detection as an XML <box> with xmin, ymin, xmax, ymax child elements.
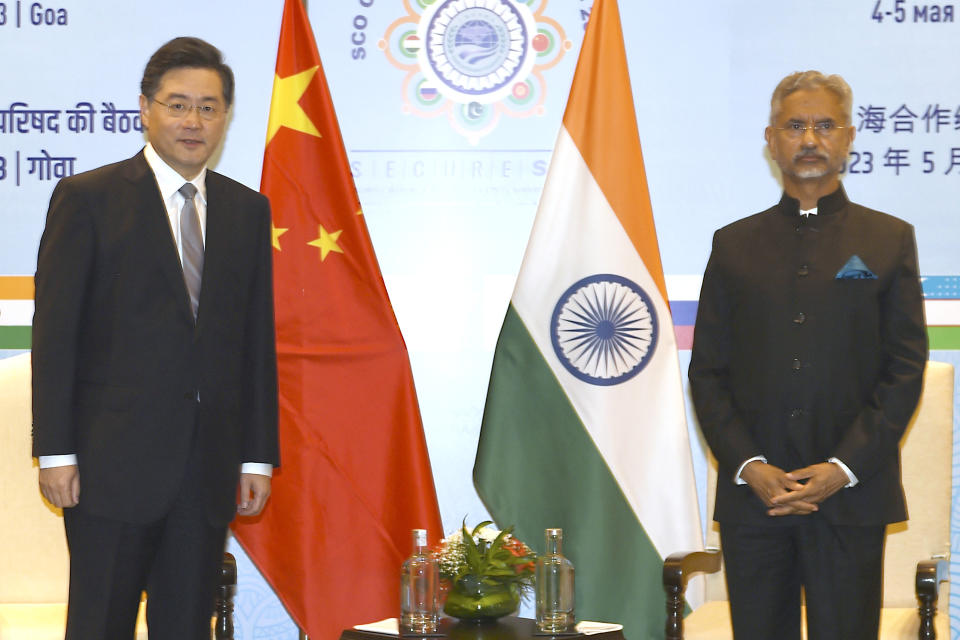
<box><xmin>182</xmin><ymin>106</ymin><xmax>203</xmax><ymax>127</ymax></box>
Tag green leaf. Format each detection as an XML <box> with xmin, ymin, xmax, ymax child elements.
<box><xmin>471</xmin><ymin>521</ymin><xmax>494</xmax><ymax>536</ymax></box>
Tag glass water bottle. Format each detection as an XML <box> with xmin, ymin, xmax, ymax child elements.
<box><xmin>400</xmin><ymin>529</ymin><xmax>439</xmax><ymax>633</ymax></box>
<box><xmin>535</xmin><ymin>528</ymin><xmax>575</xmax><ymax>632</ymax></box>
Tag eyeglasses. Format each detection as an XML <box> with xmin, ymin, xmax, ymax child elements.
<box><xmin>153</xmin><ymin>99</ymin><xmax>222</xmax><ymax>121</ymax></box>
<box><xmin>774</xmin><ymin>121</ymin><xmax>848</xmax><ymax>138</ymax></box>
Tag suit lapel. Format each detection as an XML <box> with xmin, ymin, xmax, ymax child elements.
<box><xmin>121</xmin><ymin>151</ymin><xmax>196</xmax><ymax>324</ymax></box>
<box><xmin>196</xmin><ymin>171</ymin><xmax>232</xmax><ymax>332</ymax></box>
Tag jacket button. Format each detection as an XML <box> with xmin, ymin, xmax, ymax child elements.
<box><xmin>792</xmin><ymin>358</ymin><xmax>802</xmax><ymax>371</ymax></box>
<box><xmin>793</xmin><ymin>312</ymin><xmax>806</xmax><ymax>324</ymax></box>
<box><xmin>798</xmin><ymin>265</ymin><xmax>809</xmax><ymax>276</ymax></box>
<box><xmin>790</xmin><ymin>408</ymin><xmax>803</xmax><ymax>418</ymax></box>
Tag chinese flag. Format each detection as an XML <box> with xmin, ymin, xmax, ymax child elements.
<box><xmin>230</xmin><ymin>1</ymin><xmax>443</xmax><ymax>638</ymax></box>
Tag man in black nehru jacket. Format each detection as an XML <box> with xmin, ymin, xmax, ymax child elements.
<box><xmin>689</xmin><ymin>70</ymin><xmax>927</xmax><ymax>639</ymax></box>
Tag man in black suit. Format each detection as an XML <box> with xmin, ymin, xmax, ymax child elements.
<box><xmin>32</xmin><ymin>37</ymin><xmax>279</xmax><ymax>639</ymax></box>
<box><xmin>689</xmin><ymin>71</ymin><xmax>927</xmax><ymax>639</ymax></box>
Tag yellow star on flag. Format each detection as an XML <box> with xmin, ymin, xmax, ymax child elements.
<box><xmin>272</xmin><ymin>223</ymin><xmax>289</xmax><ymax>251</ymax></box>
<box><xmin>265</xmin><ymin>66</ymin><xmax>322</xmax><ymax>146</ymax></box>
<box><xmin>308</xmin><ymin>224</ymin><xmax>344</xmax><ymax>261</ymax></box>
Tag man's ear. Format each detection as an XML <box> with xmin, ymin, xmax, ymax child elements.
<box><xmin>139</xmin><ymin>94</ymin><xmax>150</xmax><ymax>130</ymax></box>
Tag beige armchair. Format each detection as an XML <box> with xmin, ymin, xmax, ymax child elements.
<box><xmin>0</xmin><ymin>353</ymin><xmax>108</xmax><ymax>639</ymax></box>
<box><xmin>0</xmin><ymin>353</ymin><xmax>237</xmax><ymax>639</ymax></box>
<box><xmin>664</xmin><ymin>360</ymin><xmax>954</xmax><ymax>640</ymax></box>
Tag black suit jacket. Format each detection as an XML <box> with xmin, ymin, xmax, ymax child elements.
<box><xmin>688</xmin><ymin>186</ymin><xmax>927</xmax><ymax>527</ymax></box>
<box><xmin>32</xmin><ymin>150</ymin><xmax>279</xmax><ymax>526</ymax></box>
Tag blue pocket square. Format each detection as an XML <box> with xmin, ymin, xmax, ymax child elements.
<box><xmin>836</xmin><ymin>255</ymin><xmax>877</xmax><ymax>280</ymax></box>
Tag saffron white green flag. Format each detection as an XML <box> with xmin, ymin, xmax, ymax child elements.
<box><xmin>473</xmin><ymin>1</ymin><xmax>703</xmax><ymax>637</ymax></box>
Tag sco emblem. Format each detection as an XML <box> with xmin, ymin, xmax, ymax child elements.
<box><xmin>420</xmin><ymin>0</ymin><xmax>536</xmax><ymax>103</ymax></box>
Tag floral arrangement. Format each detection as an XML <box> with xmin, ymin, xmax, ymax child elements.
<box><xmin>435</xmin><ymin>521</ymin><xmax>536</xmax><ymax>597</ymax></box>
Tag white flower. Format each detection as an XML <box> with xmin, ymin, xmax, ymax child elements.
<box><xmin>440</xmin><ymin>530</ymin><xmax>464</xmax><ymax>545</ymax></box>
<box><xmin>474</xmin><ymin>525</ymin><xmax>501</xmax><ymax>543</ymax></box>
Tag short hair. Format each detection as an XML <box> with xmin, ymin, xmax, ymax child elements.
<box><xmin>769</xmin><ymin>71</ymin><xmax>852</xmax><ymax>126</ymax></box>
<box><xmin>141</xmin><ymin>37</ymin><xmax>235</xmax><ymax>107</ymax></box>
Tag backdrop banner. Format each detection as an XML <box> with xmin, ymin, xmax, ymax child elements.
<box><xmin>2</xmin><ymin>1</ymin><xmax>958</xmax><ymax>637</ymax></box>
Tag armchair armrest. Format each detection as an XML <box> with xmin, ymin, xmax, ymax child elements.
<box><xmin>916</xmin><ymin>558</ymin><xmax>947</xmax><ymax>640</ymax></box>
<box><xmin>663</xmin><ymin>549</ymin><xmax>722</xmax><ymax>640</ymax></box>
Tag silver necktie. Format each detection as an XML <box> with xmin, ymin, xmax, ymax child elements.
<box><xmin>178</xmin><ymin>183</ymin><xmax>203</xmax><ymax>318</ymax></box>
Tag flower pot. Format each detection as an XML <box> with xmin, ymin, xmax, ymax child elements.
<box><xmin>442</xmin><ymin>574</ymin><xmax>520</xmax><ymax>622</ymax></box>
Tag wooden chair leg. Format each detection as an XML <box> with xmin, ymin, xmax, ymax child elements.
<box><xmin>916</xmin><ymin>559</ymin><xmax>946</xmax><ymax>640</ymax></box>
<box><xmin>664</xmin><ymin>579</ymin><xmax>685</xmax><ymax>640</ymax></box>
<box><xmin>663</xmin><ymin>550</ymin><xmax>722</xmax><ymax>640</ymax></box>
<box><xmin>214</xmin><ymin>552</ymin><xmax>237</xmax><ymax>640</ymax></box>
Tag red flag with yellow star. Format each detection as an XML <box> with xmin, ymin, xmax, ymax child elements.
<box><xmin>230</xmin><ymin>1</ymin><xmax>443</xmax><ymax>637</ymax></box>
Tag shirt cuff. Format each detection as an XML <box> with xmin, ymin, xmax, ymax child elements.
<box><xmin>38</xmin><ymin>454</ymin><xmax>78</xmax><ymax>468</ymax></box>
<box><xmin>241</xmin><ymin>462</ymin><xmax>273</xmax><ymax>477</ymax></box>
<box><xmin>828</xmin><ymin>457</ymin><xmax>858</xmax><ymax>487</ymax></box>
<box><xmin>734</xmin><ymin>455</ymin><xmax>767</xmax><ymax>484</ymax></box>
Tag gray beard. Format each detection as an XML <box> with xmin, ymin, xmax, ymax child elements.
<box><xmin>792</xmin><ymin>165</ymin><xmax>830</xmax><ymax>179</ymax></box>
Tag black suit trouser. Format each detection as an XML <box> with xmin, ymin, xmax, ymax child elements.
<box><xmin>62</xmin><ymin>432</ymin><xmax>228</xmax><ymax>640</ymax></box>
<box><xmin>720</xmin><ymin>518</ymin><xmax>885</xmax><ymax>640</ymax></box>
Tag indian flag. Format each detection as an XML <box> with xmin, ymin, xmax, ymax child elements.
<box><xmin>0</xmin><ymin>276</ymin><xmax>34</xmax><ymax>350</ymax></box>
<box><xmin>473</xmin><ymin>1</ymin><xmax>703</xmax><ymax>638</ymax></box>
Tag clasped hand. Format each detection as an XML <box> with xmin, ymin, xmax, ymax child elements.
<box><xmin>740</xmin><ymin>461</ymin><xmax>849</xmax><ymax>516</ymax></box>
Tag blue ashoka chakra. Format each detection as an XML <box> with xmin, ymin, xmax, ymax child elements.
<box><xmin>550</xmin><ymin>274</ymin><xmax>658</xmax><ymax>386</ymax></box>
